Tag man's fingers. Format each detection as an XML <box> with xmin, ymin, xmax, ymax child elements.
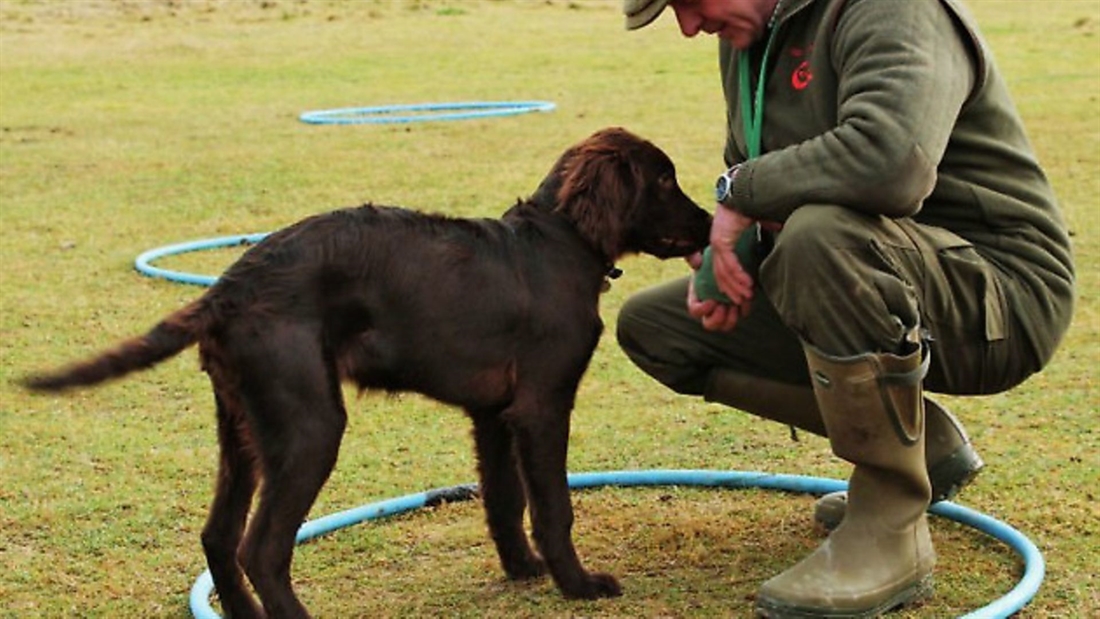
<box><xmin>700</xmin><ymin>302</ymin><xmax>742</xmax><ymax>332</ymax></box>
<box><xmin>685</xmin><ymin>251</ymin><xmax>703</xmax><ymax>270</ymax></box>
<box><xmin>712</xmin><ymin>244</ymin><xmax>754</xmax><ymax>305</ymax></box>
<box><xmin>687</xmin><ymin>277</ymin><xmax>719</xmax><ymax>318</ymax></box>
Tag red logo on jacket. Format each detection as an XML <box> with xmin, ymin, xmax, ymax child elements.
<box><xmin>792</xmin><ymin>61</ymin><xmax>812</xmax><ymax>90</ymax></box>
<box><xmin>789</xmin><ymin>46</ymin><xmax>813</xmax><ymax>90</ymax></box>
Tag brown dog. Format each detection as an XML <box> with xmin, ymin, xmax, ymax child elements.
<box><xmin>21</xmin><ymin>127</ymin><xmax>712</xmax><ymax>618</ymax></box>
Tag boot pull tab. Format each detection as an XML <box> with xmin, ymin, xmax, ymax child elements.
<box><xmin>878</xmin><ymin>339</ymin><xmax>931</xmax><ymax>446</ymax></box>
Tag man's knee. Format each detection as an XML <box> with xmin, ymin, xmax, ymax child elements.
<box><xmin>616</xmin><ymin>290</ymin><xmax>660</xmax><ymax>362</ymax></box>
<box><xmin>761</xmin><ymin>205</ymin><xmax>920</xmax><ymax>355</ymax></box>
<box><xmin>760</xmin><ymin>204</ymin><xmax>877</xmax><ymax>302</ymax></box>
<box><xmin>772</xmin><ymin>204</ymin><xmax>869</xmax><ymax>260</ymax></box>
<box><xmin>616</xmin><ymin>279</ymin><xmax>709</xmax><ymax>395</ymax></box>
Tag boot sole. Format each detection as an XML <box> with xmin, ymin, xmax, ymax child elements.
<box><xmin>754</xmin><ymin>574</ymin><xmax>934</xmax><ymax>618</ymax></box>
<box><xmin>929</xmin><ymin>442</ymin><xmax>985</xmax><ymax>503</ymax></box>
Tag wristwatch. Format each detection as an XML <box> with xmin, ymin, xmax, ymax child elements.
<box><xmin>714</xmin><ymin>164</ymin><xmax>742</xmax><ymax>207</ymax></box>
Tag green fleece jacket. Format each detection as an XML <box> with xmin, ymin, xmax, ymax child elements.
<box><xmin>720</xmin><ymin>0</ymin><xmax>1074</xmax><ymax>364</ymax></box>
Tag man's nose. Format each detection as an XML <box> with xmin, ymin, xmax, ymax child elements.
<box><xmin>673</xmin><ymin>8</ymin><xmax>703</xmax><ymax>37</ymax></box>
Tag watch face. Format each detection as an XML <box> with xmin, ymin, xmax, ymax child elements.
<box><xmin>715</xmin><ymin>175</ymin><xmax>730</xmax><ymax>202</ymax></box>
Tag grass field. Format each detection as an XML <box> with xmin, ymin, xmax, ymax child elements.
<box><xmin>1</xmin><ymin>0</ymin><xmax>1097</xmax><ymax>617</ymax></box>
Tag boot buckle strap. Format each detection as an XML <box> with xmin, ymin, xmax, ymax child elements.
<box><xmin>879</xmin><ymin>341</ymin><xmax>931</xmax><ymax>446</ymax></box>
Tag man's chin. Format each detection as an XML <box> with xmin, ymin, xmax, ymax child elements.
<box><xmin>721</xmin><ymin>30</ymin><xmax>755</xmax><ymax>49</ymax></box>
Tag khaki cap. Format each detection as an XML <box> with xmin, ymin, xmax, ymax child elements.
<box><xmin>623</xmin><ymin>0</ymin><xmax>671</xmax><ymax>30</ymax></box>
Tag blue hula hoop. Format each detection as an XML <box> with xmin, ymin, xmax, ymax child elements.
<box><xmin>188</xmin><ymin>469</ymin><xmax>1043</xmax><ymax>619</ymax></box>
<box><xmin>134</xmin><ymin>233</ymin><xmax>269</xmax><ymax>287</ymax></box>
<box><xmin>299</xmin><ymin>100</ymin><xmax>556</xmax><ymax>125</ymax></box>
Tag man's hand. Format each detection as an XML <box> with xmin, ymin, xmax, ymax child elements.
<box><xmin>687</xmin><ymin>271</ymin><xmax>752</xmax><ymax>331</ymax></box>
<box><xmin>684</xmin><ymin>205</ymin><xmax>757</xmax><ymax>332</ymax></box>
<box><xmin>710</xmin><ymin>204</ymin><xmax>755</xmax><ymax>304</ymax></box>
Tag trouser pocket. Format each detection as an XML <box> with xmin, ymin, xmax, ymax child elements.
<box><xmin>903</xmin><ymin>225</ymin><xmax>1019</xmax><ymax>393</ymax></box>
<box><xmin>917</xmin><ymin>228</ymin><xmax>1007</xmax><ymax>343</ymax></box>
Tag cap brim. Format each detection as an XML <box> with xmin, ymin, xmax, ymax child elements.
<box><xmin>624</xmin><ymin>0</ymin><xmax>669</xmax><ymax>30</ymax></box>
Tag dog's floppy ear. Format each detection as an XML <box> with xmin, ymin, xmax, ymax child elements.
<box><xmin>555</xmin><ymin>133</ymin><xmax>643</xmax><ymax>261</ymax></box>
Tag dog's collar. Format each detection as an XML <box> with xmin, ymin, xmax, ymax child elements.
<box><xmin>514</xmin><ymin>198</ymin><xmax>623</xmax><ymax>290</ymax></box>
<box><xmin>601</xmin><ymin>265</ymin><xmax>623</xmax><ymax>293</ymax></box>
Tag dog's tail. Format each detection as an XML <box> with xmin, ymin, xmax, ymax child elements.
<box><xmin>20</xmin><ymin>300</ymin><xmax>208</xmax><ymax>392</ymax></box>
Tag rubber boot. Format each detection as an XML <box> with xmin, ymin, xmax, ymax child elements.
<box><xmin>814</xmin><ymin>397</ymin><xmax>984</xmax><ymax>530</ymax></box>
<box><xmin>755</xmin><ymin>336</ymin><xmax>935</xmax><ymax>618</ymax></box>
<box><xmin>704</xmin><ymin>368</ymin><xmax>983</xmax><ymax>524</ymax></box>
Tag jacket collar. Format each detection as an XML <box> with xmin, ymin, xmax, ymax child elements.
<box><xmin>774</xmin><ymin>0</ymin><xmax>821</xmax><ymax>26</ymax></box>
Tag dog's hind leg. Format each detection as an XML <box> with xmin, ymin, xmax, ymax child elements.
<box><xmin>470</xmin><ymin>409</ymin><xmax>547</xmax><ymax>581</ymax></box>
<box><xmin>235</xmin><ymin>331</ymin><xmax>348</xmax><ymax>619</ymax></box>
<box><xmin>201</xmin><ymin>386</ymin><xmax>265</xmax><ymax>619</ymax></box>
<box><xmin>507</xmin><ymin>397</ymin><xmax>622</xmax><ymax>600</ymax></box>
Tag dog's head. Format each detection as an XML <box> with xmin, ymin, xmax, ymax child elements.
<box><xmin>539</xmin><ymin>127</ymin><xmax>712</xmax><ymax>263</ymax></box>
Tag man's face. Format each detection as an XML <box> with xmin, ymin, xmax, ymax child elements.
<box><xmin>669</xmin><ymin>0</ymin><xmax>777</xmax><ymax>49</ymax></box>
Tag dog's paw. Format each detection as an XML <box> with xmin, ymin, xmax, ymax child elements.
<box><xmin>562</xmin><ymin>571</ymin><xmax>622</xmax><ymax>599</ymax></box>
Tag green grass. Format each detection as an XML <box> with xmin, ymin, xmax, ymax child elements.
<box><xmin>1</xmin><ymin>0</ymin><xmax>1097</xmax><ymax>617</ymax></box>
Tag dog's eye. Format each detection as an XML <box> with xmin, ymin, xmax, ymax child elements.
<box><xmin>658</xmin><ymin>173</ymin><xmax>676</xmax><ymax>191</ymax></box>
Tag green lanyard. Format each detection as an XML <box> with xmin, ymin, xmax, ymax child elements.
<box><xmin>738</xmin><ymin>23</ymin><xmax>781</xmax><ymax>159</ymax></box>
<box><xmin>734</xmin><ymin>22</ymin><xmax>781</xmax><ymax>248</ymax></box>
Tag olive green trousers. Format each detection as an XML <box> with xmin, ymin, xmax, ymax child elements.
<box><xmin>616</xmin><ymin>205</ymin><xmax>1039</xmax><ymax>405</ymax></box>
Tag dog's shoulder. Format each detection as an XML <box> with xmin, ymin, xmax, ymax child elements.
<box><xmin>501</xmin><ymin>199</ymin><xmax>591</xmax><ymax>251</ymax></box>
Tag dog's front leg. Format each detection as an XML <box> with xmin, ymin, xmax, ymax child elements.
<box><xmin>506</xmin><ymin>400</ymin><xmax>621</xmax><ymax>600</ymax></box>
<box><xmin>470</xmin><ymin>410</ymin><xmax>547</xmax><ymax>580</ymax></box>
